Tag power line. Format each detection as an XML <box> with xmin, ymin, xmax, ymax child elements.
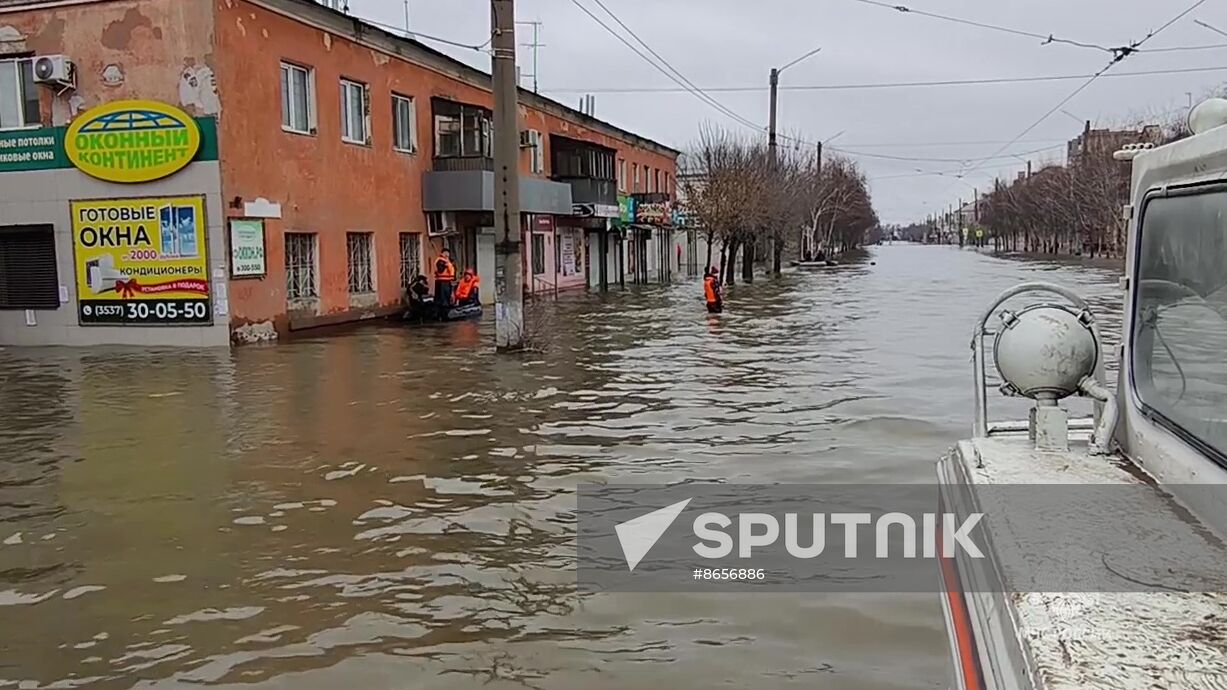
<box><xmin>1145</xmin><ymin>43</ymin><xmax>1227</xmax><ymax>53</ymax></box>
<box><xmin>957</xmin><ymin>0</ymin><xmax>1208</xmax><ymax>181</ymax></box>
<box><xmin>587</xmin><ymin>0</ymin><xmax>753</xmax><ymax>125</ymax></box>
<box><xmin>541</xmin><ymin>64</ymin><xmax>1227</xmax><ymax>94</ymax></box>
<box><xmin>359</xmin><ymin>15</ymin><xmax>491</xmax><ymax>51</ymax></box>
<box><xmin>839</xmin><ymin>138</ymin><xmax>1067</xmax><ymax>149</ymax></box>
<box><xmin>851</xmin><ymin>0</ymin><xmax>1117</xmax><ymax>54</ymax></box>
<box><xmin>825</xmin><ymin>142</ymin><xmax>1066</xmax><ymax>164</ymax></box>
<box><xmin>566</xmin><ymin>0</ymin><xmax>764</xmax><ymax>132</ymax></box>
<box><xmin>851</xmin><ymin>0</ymin><xmax>1219</xmax><ymax>59</ymax></box>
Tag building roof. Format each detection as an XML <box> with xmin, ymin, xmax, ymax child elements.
<box><xmin>0</xmin><ymin>0</ymin><xmax>681</xmax><ymax>157</ymax></box>
<box><xmin>280</xmin><ymin>0</ymin><xmax>682</xmax><ymax>158</ymax></box>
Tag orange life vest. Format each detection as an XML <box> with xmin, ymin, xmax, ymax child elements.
<box><xmin>456</xmin><ymin>273</ymin><xmax>479</xmax><ymax>300</ymax></box>
<box><xmin>435</xmin><ymin>256</ymin><xmax>456</xmax><ymax>281</ymax></box>
<box><xmin>704</xmin><ymin>276</ymin><xmax>718</xmax><ymax>303</ymax></box>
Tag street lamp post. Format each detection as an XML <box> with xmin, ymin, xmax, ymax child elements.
<box><xmin>767</xmin><ymin>45</ymin><xmax>822</xmax><ymax>165</ymax></box>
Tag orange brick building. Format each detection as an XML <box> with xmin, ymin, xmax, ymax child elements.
<box><xmin>0</xmin><ymin>0</ymin><xmax>678</xmax><ymax>346</ymax></box>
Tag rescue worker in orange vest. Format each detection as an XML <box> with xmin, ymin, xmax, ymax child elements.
<box><xmin>703</xmin><ymin>267</ymin><xmax>723</xmax><ymax>314</ymax></box>
<box><xmin>434</xmin><ymin>248</ymin><xmax>456</xmax><ymax>309</ymax></box>
<box><xmin>455</xmin><ymin>267</ymin><xmax>480</xmax><ymax>306</ymax></box>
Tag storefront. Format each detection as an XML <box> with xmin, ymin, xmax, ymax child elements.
<box><xmin>566</xmin><ymin>201</ymin><xmax>622</xmax><ymax>291</ymax></box>
<box><xmin>627</xmin><ymin>196</ymin><xmax>675</xmax><ymax>284</ymax></box>
<box><xmin>0</xmin><ymin>99</ymin><xmax>227</xmax><ymax>347</ymax></box>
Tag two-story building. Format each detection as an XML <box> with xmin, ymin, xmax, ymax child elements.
<box><xmin>0</xmin><ymin>0</ymin><xmax>678</xmax><ymax>346</ymax></box>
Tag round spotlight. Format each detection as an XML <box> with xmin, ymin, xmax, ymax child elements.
<box><xmin>993</xmin><ymin>304</ymin><xmax>1098</xmax><ymax>400</ymax></box>
<box><xmin>1188</xmin><ymin>98</ymin><xmax>1227</xmax><ymax>136</ymax></box>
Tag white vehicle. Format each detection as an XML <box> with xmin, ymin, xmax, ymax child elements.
<box><xmin>938</xmin><ymin>99</ymin><xmax>1227</xmax><ymax>690</ymax></box>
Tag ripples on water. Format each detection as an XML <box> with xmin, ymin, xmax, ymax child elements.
<box><xmin>0</xmin><ymin>245</ymin><xmax>1121</xmax><ymax>689</ymax></box>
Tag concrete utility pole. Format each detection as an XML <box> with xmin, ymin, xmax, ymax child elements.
<box><xmin>768</xmin><ymin>68</ymin><xmax>779</xmax><ymax>164</ymax></box>
<box><xmin>767</xmin><ymin>46</ymin><xmax>821</xmax><ymax>165</ymax></box>
<box><xmin>492</xmin><ymin>0</ymin><xmax>524</xmax><ymax>351</ymax></box>
<box><xmin>957</xmin><ymin>198</ymin><xmax>965</xmax><ymax>247</ymax></box>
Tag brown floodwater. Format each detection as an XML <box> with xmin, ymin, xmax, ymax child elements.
<box><xmin>0</xmin><ymin>244</ymin><xmax>1122</xmax><ymax>689</ymax></box>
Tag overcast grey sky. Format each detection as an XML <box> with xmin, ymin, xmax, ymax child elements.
<box><xmin>353</xmin><ymin>0</ymin><xmax>1227</xmax><ymax>224</ymax></box>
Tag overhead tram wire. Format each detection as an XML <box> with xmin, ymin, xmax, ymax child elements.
<box><xmin>566</xmin><ymin>0</ymin><xmax>765</xmax><ymax>132</ymax></box>
<box><xmin>541</xmin><ymin>65</ymin><xmax>1227</xmax><ymax>95</ymax></box>
<box><xmin>850</xmin><ymin>0</ymin><xmax>1219</xmax><ymax>58</ymax></box>
<box><xmin>818</xmin><ymin>142</ymin><xmax>1068</xmax><ymax>165</ymax></box>
<box><xmin>851</xmin><ymin>0</ymin><xmax>1115</xmax><ymax>54</ymax></box>
<box><xmin>957</xmin><ymin>0</ymin><xmax>1210</xmax><ymax>182</ymax></box>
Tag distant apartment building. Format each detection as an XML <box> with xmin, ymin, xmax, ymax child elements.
<box><xmin>0</xmin><ymin>0</ymin><xmax>678</xmax><ymax>346</ymax></box>
<box><xmin>1067</xmin><ymin>122</ymin><xmax>1163</xmax><ymax>168</ymax></box>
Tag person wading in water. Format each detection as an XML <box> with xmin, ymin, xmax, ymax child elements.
<box><xmin>434</xmin><ymin>248</ymin><xmax>457</xmax><ymax>316</ymax></box>
<box><xmin>703</xmin><ymin>267</ymin><xmax>723</xmax><ymax>314</ymax></box>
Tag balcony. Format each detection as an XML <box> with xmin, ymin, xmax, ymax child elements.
<box><xmin>432</xmin><ymin>156</ymin><xmax>494</xmax><ymax>173</ymax></box>
<box><xmin>556</xmin><ymin>177</ymin><xmax>617</xmax><ymax>206</ymax></box>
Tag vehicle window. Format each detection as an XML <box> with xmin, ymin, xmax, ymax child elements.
<box><xmin>1133</xmin><ymin>189</ymin><xmax>1227</xmax><ymax>459</ymax></box>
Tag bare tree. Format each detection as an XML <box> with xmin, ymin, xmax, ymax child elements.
<box><xmin>678</xmin><ymin>124</ymin><xmax>878</xmax><ymax>284</ymax></box>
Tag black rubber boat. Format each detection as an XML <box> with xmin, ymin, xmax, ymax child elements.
<box><xmin>399</xmin><ymin>299</ymin><xmax>483</xmax><ymax>324</ymax></box>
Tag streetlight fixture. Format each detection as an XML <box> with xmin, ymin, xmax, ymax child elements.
<box><xmin>1059</xmin><ymin>109</ymin><xmax>1085</xmax><ymax>126</ymax></box>
<box><xmin>1195</xmin><ymin>19</ymin><xmax>1227</xmax><ymax>38</ymax></box>
<box><xmin>768</xmin><ymin>45</ymin><xmax>822</xmax><ymax>163</ymax></box>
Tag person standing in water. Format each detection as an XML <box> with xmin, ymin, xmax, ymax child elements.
<box><xmin>703</xmin><ymin>267</ymin><xmax>723</xmax><ymax>314</ymax></box>
<box><xmin>434</xmin><ymin>248</ymin><xmax>456</xmax><ymax>309</ymax></box>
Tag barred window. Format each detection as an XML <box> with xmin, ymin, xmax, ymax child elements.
<box><xmin>285</xmin><ymin>232</ymin><xmax>317</xmax><ymax>300</ymax></box>
<box><xmin>0</xmin><ymin>225</ymin><xmax>58</xmax><ymax>309</ymax></box>
<box><xmin>347</xmin><ymin>232</ymin><xmax>374</xmax><ymax>294</ymax></box>
<box><xmin>399</xmin><ymin>232</ymin><xmax>421</xmax><ymax>289</ymax></box>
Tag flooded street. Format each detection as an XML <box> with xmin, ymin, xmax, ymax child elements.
<box><xmin>0</xmin><ymin>244</ymin><xmax>1122</xmax><ymax>690</ymax></box>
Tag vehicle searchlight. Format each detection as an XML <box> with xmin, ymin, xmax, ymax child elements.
<box><xmin>1188</xmin><ymin>97</ymin><xmax>1227</xmax><ymax>136</ymax></box>
<box><xmin>971</xmin><ymin>283</ymin><xmax>1117</xmax><ymax>455</ymax></box>
<box><xmin>994</xmin><ymin>304</ymin><xmax>1097</xmax><ymax>401</ymax></box>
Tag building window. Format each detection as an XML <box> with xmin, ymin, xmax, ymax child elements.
<box><xmin>551</xmin><ymin>138</ymin><xmax>615</xmax><ymax>180</ymax></box>
<box><xmin>346</xmin><ymin>232</ymin><xmax>374</xmax><ymax>293</ymax></box>
<box><xmin>0</xmin><ymin>225</ymin><xmax>57</xmax><ymax>309</ymax></box>
<box><xmin>432</xmin><ymin>98</ymin><xmax>492</xmax><ymax>158</ymax></box>
<box><xmin>531</xmin><ymin>233</ymin><xmax>546</xmax><ymax>275</ymax></box>
<box><xmin>399</xmin><ymin>232</ymin><xmax>421</xmax><ymax>289</ymax></box>
<box><xmin>392</xmin><ymin>93</ymin><xmax>417</xmax><ymax>153</ymax></box>
<box><xmin>664</xmin><ymin>171</ymin><xmax>671</xmax><ymax>197</ymax></box>
<box><xmin>618</xmin><ymin>159</ymin><xmax>627</xmax><ymax>192</ymax></box>
<box><xmin>279</xmin><ymin>61</ymin><xmax>315</xmax><ymax>134</ymax></box>
<box><xmin>654</xmin><ymin>169</ymin><xmax>662</xmax><ymax>195</ymax></box>
<box><xmin>528</xmin><ymin>129</ymin><xmax>544</xmax><ymax>174</ymax></box>
<box><xmin>285</xmin><ymin>232</ymin><xmax>317</xmax><ymax>300</ymax></box>
<box><xmin>340</xmin><ymin>79</ymin><xmax>369</xmax><ymax>144</ymax></box>
<box><xmin>0</xmin><ymin>58</ymin><xmax>39</xmax><ymax>130</ymax></box>
<box><xmin>633</xmin><ymin>163</ymin><xmax>640</xmax><ymax>192</ymax></box>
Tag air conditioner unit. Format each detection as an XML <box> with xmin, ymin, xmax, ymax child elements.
<box><xmin>32</xmin><ymin>55</ymin><xmax>76</xmax><ymax>89</ymax></box>
<box><xmin>518</xmin><ymin>130</ymin><xmax>534</xmax><ymax>148</ymax></box>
